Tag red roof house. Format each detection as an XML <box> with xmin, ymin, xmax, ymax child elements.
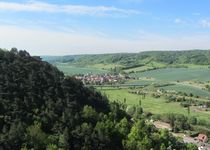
<box><xmin>197</xmin><ymin>134</ymin><xmax>208</xmax><ymax>143</ymax></box>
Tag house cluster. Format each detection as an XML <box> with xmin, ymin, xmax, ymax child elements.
<box><xmin>75</xmin><ymin>73</ymin><xmax>124</xmax><ymax>85</ymax></box>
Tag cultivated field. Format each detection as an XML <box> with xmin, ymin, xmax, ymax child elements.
<box><xmin>55</xmin><ymin>63</ymin><xmax>210</xmax><ymax>125</ymax></box>
<box><xmin>161</xmin><ymin>84</ymin><xmax>210</xmax><ymax>99</ymax></box>
<box><xmin>130</xmin><ymin>68</ymin><xmax>210</xmax><ymax>82</ymax></box>
<box><xmin>55</xmin><ymin>63</ymin><xmax>108</xmax><ymax>75</ymax></box>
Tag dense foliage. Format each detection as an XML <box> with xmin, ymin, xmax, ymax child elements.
<box><xmin>0</xmin><ymin>49</ymin><xmax>193</xmax><ymax>150</ymax></box>
<box><xmin>43</xmin><ymin>50</ymin><xmax>210</xmax><ymax>67</ymax></box>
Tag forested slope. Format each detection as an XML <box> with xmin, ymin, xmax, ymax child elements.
<box><xmin>0</xmin><ymin>49</ymin><xmax>194</xmax><ymax>150</ymax></box>
<box><xmin>43</xmin><ymin>50</ymin><xmax>210</xmax><ymax>67</ymax></box>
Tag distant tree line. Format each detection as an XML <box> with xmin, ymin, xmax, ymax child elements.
<box><xmin>43</xmin><ymin>50</ymin><xmax>210</xmax><ymax>67</ymax></box>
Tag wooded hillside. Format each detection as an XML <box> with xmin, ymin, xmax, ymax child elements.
<box><xmin>0</xmin><ymin>49</ymin><xmax>194</xmax><ymax>150</ymax></box>
<box><xmin>43</xmin><ymin>50</ymin><xmax>210</xmax><ymax>67</ymax></box>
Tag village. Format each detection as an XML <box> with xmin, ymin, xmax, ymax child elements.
<box><xmin>75</xmin><ymin>73</ymin><xmax>128</xmax><ymax>85</ymax></box>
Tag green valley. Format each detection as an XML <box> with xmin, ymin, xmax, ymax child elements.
<box><xmin>43</xmin><ymin>50</ymin><xmax>210</xmax><ymax>147</ymax></box>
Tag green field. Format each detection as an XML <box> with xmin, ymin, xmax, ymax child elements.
<box><xmin>124</xmin><ymin>80</ymin><xmax>210</xmax><ymax>99</ymax></box>
<box><xmin>127</xmin><ymin>67</ymin><xmax>210</xmax><ymax>99</ymax></box>
<box><xmin>124</xmin><ymin>66</ymin><xmax>154</xmax><ymax>73</ymax></box>
<box><xmin>123</xmin><ymin>80</ymin><xmax>156</xmax><ymax>86</ymax></box>
<box><xmin>130</xmin><ymin>68</ymin><xmax>210</xmax><ymax>82</ymax></box>
<box><xmin>161</xmin><ymin>84</ymin><xmax>210</xmax><ymax>99</ymax></box>
<box><xmin>89</xmin><ymin>63</ymin><xmax>123</xmax><ymax>70</ymax></box>
<box><xmin>55</xmin><ymin>63</ymin><xmax>108</xmax><ymax>75</ymax></box>
<box><xmin>124</xmin><ymin>62</ymin><xmax>166</xmax><ymax>73</ymax></box>
<box><xmin>100</xmin><ymin>88</ymin><xmax>210</xmax><ymax>123</ymax></box>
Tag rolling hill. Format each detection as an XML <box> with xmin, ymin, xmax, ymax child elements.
<box><xmin>42</xmin><ymin>50</ymin><xmax>210</xmax><ymax>67</ymax></box>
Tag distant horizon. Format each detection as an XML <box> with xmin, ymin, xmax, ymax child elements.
<box><xmin>39</xmin><ymin>49</ymin><xmax>210</xmax><ymax>56</ymax></box>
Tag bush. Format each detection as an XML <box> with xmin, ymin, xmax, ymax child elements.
<box><xmin>180</xmin><ymin>102</ymin><xmax>190</xmax><ymax>107</ymax></box>
<box><xmin>188</xmin><ymin>117</ymin><xmax>197</xmax><ymax>125</ymax></box>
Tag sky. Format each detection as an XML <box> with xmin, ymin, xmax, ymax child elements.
<box><xmin>0</xmin><ymin>0</ymin><xmax>210</xmax><ymax>55</ymax></box>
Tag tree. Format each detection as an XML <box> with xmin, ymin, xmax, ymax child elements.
<box><xmin>46</xmin><ymin>144</ymin><xmax>60</xmax><ymax>150</ymax></box>
<box><xmin>187</xmin><ymin>106</ymin><xmax>190</xmax><ymax>115</ymax></box>
<box><xmin>82</xmin><ymin>105</ymin><xmax>98</xmax><ymax>123</ymax></box>
<box><xmin>63</xmin><ymin>127</ymin><xmax>70</xmax><ymax>150</ymax></box>
<box><xmin>187</xmin><ymin>143</ymin><xmax>197</xmax><ymax>150</ymax></box>
<box><xmin>160</xmin><ymin>143</ymin><xmax>166</xmax><ymax>150</ymax></box>
<box><xmin>25</xmin><ymin>122</ymin><xmax>48</xmax><ymax>150</ymax></box>
<box><xmin>139</xmin><ymin>99</ymin><xmax>142</xmax><ymax>106</ymax></box>
<box><xmin>116</xmin><ymin>117</ymin><xmax>130</xmax><ymax>137</ymax></box>
<box><xmin>125</xmin><ymin>120</ymin><xmax>148</xmax><ymax>149</ymax></box>
<box><xmin>205</xmin><ymin>84</ymin><xmax>210</xmax><ymax>90</ymax></box>
<box><xmin>5</xmin><ymin>121</ymin><xmax>25</xmax><ymax>150</ymax></box>
<box><xmin>188</xmin><ymin>116</ymin><xmax>197</xmax><ymax>125</ymax></box>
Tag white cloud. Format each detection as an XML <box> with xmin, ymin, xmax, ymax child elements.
<box><xmin>200</xmin><ymin>19</ymin><xmax>210</xmax><ymax>28</ymax></box>
<box><xmin>174</xmin><ymin>18</ymin><xmax>185</xmax><ymax>24</ymax></box>
<box><xmin>0</xmin><ymin>1</ymin><xmax>140</xmax><ymax>16</ymax></box>
<box><xmin>1</xmin><ymin>25</ymin><xmax>210</xmax><ymax>55</ymax></box>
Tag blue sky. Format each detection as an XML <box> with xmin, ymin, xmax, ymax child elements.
<box><xmin>0</xmin><ymin>0</ymin><xmax>210</xmax><ymax>55</ymax></box>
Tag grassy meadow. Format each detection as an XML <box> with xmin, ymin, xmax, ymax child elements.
<box><xmin>99</xmin><ymin>88</ymin><xmax>210</xmax><ymax>124</ymax></box>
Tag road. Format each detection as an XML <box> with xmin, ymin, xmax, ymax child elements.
<box><xmin>184</xmin><ymin>136</ymin><xmax>210</xmax><ymax>150</ymax></box>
